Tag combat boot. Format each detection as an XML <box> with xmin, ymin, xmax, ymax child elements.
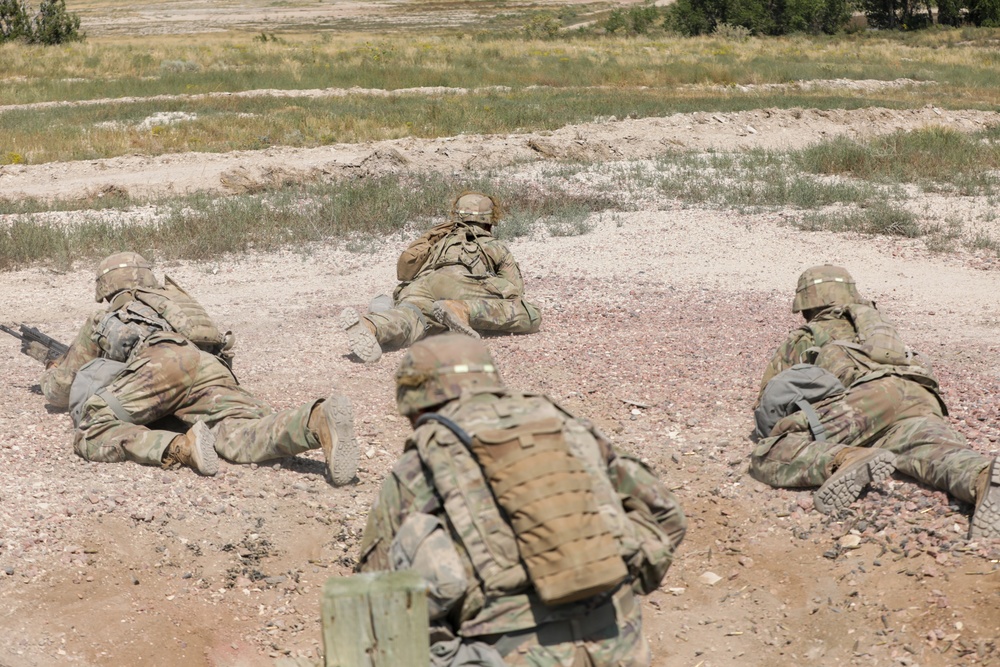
<box><xmin>432</xmin><ymin>300</ymin><xmax>480</xmax><ymax>339</ymax></box>
<box><xmin>308</xmin><ymin>394</ymin><xmax>358</xmax><ymax>487</ymax></box>
<box><xmin>969</xmin><ymin>458</ymin><xmax>1000</xmax><ymax>540</ymax></box>
<box><xmin>813</xmin><ymin>447</ymin><xmax>895</xmax><ymax>515</ymax></box>
<box><xmin>162</xmin><ymin>421</ymin><xmax>219</xmax><ymax>476</ymax></box>
<box><xmin>340</xmin><ymin>308</ymin><xmax>382</xmax><ymax>363</ymax></box>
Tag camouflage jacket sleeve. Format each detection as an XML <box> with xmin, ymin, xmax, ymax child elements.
<box><xmin>608</xmin><ymin>451</ymin><xmax>687</xmax><ymax>595</ymax></box>
<box><xmin>756</xmin><ymin>327</ymin><xmax>816</xmax><ymax>405</ymax></box>
<box><xmin>358</xmin><ymin>448</ymin><xmax>441</xmax><ymax>573</ymax></box>
<box><xmin>40</xmin><ymin>311</ymin><xmax>104</xmax><ymax>409</ymax></box>
<box><xmin>484</xmin><ymin>239</ymin><xmax>525</xmax><ymax>295</ymax></box>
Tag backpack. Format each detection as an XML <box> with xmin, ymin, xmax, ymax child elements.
<box><xmin>68</xmin><ymin>358</ymin><xmax>127</xmax><ymax>426</ymax></box>
<box><xmin>396</xmin><ymin>222</ymin><xmax>457</xmax><ymax>282</ymax></box>
<box><xmin>413</xmin><ymin>393</ymin><xmax>630</xmax><ymax>607</ymax></box>
<box><xmin>754</xmin><ymin>364</ymin><xmax>845</xmax><ymax>440</ymax></box>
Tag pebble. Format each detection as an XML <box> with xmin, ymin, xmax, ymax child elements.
<box><xmin>698</xmin><ymin>571</ymin><xmax>722</xmax><ymax>586</ymax></box>
<box><xmin>839</xmin><ymin>535</ymin><xmax>862</xmax><ymax>550</ymax></box>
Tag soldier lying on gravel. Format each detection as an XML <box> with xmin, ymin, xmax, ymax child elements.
<box><xmin>358</xmin><ymin>334</ymin><xmax>687</xmax><ymax>666</ymax></box>
<box><xmin>37</xmin><ymin>252</ymin><xmax>358</xmax><ymax>484</ymax></box>
<box><xmin>340</xmin><ymin>191</ymin><xmax>541</xmax><ymax>363</ymax></box>
<box><xmin>750</xmin><ymin>264</ymin><xmax>1000</xmax><ymax>540</ymax></box>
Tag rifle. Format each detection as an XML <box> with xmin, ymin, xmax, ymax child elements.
<box><xmin>1</xmin><ymin>323</ymin><xmax>70</xmax><ymax>364</ymax></box>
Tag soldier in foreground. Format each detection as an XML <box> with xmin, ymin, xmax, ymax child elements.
<box><xmin>36</xmin><ymin>252</ymin><xmax>358</xmax><ymax>484</ymax></box>
<box><xmin>340</xmin><ymin>191</ymin><xmax>541</xmax><ymax>363</ymax></box>
<box><xmin>358</xmin><ymin>334</ymin><xmax>687</xmax><ymax>666</ymax></box>
<box><xmin>750</xmin><ymin>265</ymin><xmax>999</xmax><ymax>539</ymax></box>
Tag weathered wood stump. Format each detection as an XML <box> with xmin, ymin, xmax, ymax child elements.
<box><xmin>322</xmin><ymin>571</ymin><xmax>429</xmax><ymax>667</ymax></box>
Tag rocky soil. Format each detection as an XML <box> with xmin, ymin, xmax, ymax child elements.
<box><xmin>2</xmin><ymin>77</ymin><xmax>1000</xmax><ymax>667</ymax></box>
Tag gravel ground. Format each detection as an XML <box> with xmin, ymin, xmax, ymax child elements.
<box><xmin>2</xmin><ymin>204</ymin><xmax>999</xmax><ymax>666</ymax></box>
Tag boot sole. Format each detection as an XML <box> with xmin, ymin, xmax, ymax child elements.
<box><xmin>321</xmin><ymin>394</ymin><xmax>358</xmax><ymax>487</ymax></box>
<box><xmin>189</xmin><ymin>421</ymin><xmax>220</xmax><ymax>477</ymax></box>
<box><xmin>432</xmin><ymin>302</ymin><xmax>480</xmax><ymax>339</ymax></box>
<box><xmin>814</xmin><ymin>449</ymin><xmax>895</xmax><ymax>515</ymax></box>
<box><xmin>339</xmin><ymin>308</ymin><xmax>382</xmax><ymax>363</ymax></box>
<box><xmin>969</xmin><ymin>458</ymin><xmax>1000</xmax><ymax>540</ymax></box>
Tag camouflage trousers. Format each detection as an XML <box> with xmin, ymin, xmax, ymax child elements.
<box><xmin>74</xmin><ymin>338</ymin><xmax>320</xmax><ymax>467</ymax></box>
<box><xmin>490</xmin><ymin>586</ymin><xmax>650</xmax><ymax>667</ymax></box>
<box><xmin>368</xmin><ymin>269</ymin><xmax>541</xmax><ymax>349</ymax></box>
<box><xmin>750</xmin><ymin>375</ymin><xmax>990</xmax><ymax>504</ymax></box>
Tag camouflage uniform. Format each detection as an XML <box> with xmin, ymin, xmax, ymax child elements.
<box><xmin>358</xmin><ymin>335</ymin><xmax>686</xmax><ymax>667</ymax></box>
<box><xmin>343</xmin><ymin>194</ymin><xmax>541</xmax><ymax>363</ymax></box>
<box><xmin>750</xmin><ymin>272</ymin><xmax>991</xmax><ymax>507</ymax></box>
<box><xmin>369</xmin><ymin>222</ymin><xmax>541</xmax><ymax>349</ymax></box>
<box><xmin>42</xmin><ymin>254</ymin><xmax>356</xmax><ymax>480</ymax></box>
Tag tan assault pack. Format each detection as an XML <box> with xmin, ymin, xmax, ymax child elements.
<box><xmin>471</xmin><ymin>413</ymin><xmax>629</xmax><ymax>605</ymax></box>
<box><xmin>132</xmin><ymin>276</ymin><xmax>228</xmax><ymax>354</ymax></box>
<box><xmin>416</xmin><ymin>394</ymin><xmax>629</xmax><ymax>607</ymax></box>
<box><xmin>396</xmin><ymin>222</ymin><xmax>456</xmax><ymax>282</ymax></box>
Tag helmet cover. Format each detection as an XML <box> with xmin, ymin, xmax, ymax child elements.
<box><xmin>396</xmin><ymin>334</ymin><xmax>505</xmax><ymax>417</ymax></box>
<box><xmin>792</xmin><ymin>264</ymin><xmax>862</xmax><ymax>313</ymax></box>
<box><xmin>451</xmin><ymin>192</ymin><xmax>502</xmax><ymax>226</ymax></box>
<box><xmin>95</xmin><ymin>252</ymin><xmax>158</xmax><ymax>302</ymax></box>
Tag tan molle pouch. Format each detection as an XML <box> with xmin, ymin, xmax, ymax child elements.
<box><xmin>471</xmin><ymin>416</ymin><xmax>628</xmax><ymax>606</ymax></box>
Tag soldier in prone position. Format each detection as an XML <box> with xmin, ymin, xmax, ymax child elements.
<box><xmin>40</xmin><ymin>252</ymin><xmax>358</xmax><ymax>484</ymax></box>
<box><xmin>358</xmin><ymin>334</ymin><xmax>687</xmax><ymax>666</ymax></box>
<box><xmin>750</xmin><ymin>264</ymin><xmax>1000</xmax><ymax>539</ymax></box>
<box><xmin>340</xmin><ymin>192</ymin><xmax>542</xmax><ymax>363</ymax></box>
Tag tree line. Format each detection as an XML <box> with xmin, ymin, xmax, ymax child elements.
<box><xmin>667</xmin><ymin>0</ymin><xmax>1000</xmax><ymax>34</ymax></box>
<box><xmin>588</xmin><ymin>0</ymin><xmax>1000</xmax><ymax>36</ymax></box>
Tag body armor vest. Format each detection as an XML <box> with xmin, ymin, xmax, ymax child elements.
<box><xmin>95</xmin><ymin>278</ymin><xmax>226</xmax><ymax>360</ymax></box>
<box><xmin>411</xmin><ymin>393</ymin><xmax>634</xmax><ymax>613</ymax></box>
<box><xmin>808</xmin><ymin>304</ymin><xmax>940</xmax><ymax>397</ymax></box>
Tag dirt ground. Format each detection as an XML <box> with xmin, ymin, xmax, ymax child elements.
<box><xmin>2</xmin><ymin>23</ymin><xmax>1000</xmax><ymax>667</ymax></box>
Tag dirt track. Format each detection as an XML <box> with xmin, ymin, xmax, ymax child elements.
<box><xmin>2</xmin><ymin>105</ymin><xmax>997</xmax><ymax>202</ymax></box>
<box><xmin>2</xmin><ymin>78</ymin><xmax>1000</xmax><ymax>667</ymax></box>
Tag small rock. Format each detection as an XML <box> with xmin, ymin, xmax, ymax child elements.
<box><xmin>839</xmin><ymin>535</ymin><xmax>862</xmax><ymax>550</ymax></box>
<box><xmin>3</xmin><ymin>567</ymin><xmax>13</xmax><ymax>575</ymax></box>
<box><xmin>698</xmin><ymin>571</ymin><xmax>722</xmax><ymax>586</ymax></box>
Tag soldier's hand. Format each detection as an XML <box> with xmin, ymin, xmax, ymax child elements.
<box><xmin>21</xmin><ymin>340</ymin><xmax>50</xmax><ymax>364</ymax></box>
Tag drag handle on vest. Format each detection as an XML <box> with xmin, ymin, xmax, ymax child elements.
<box><xmin>1</xmin><ymin>323</ymin><xmax>69</xmax><ymax>365</ymax></box>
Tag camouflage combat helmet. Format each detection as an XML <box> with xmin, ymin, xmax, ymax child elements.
<box><xmin>396</xmin><ymin>333</ymin><xmax>505</xmax><ymax>417</ymax></box>
<box><xmin>792</xmin><ymin>264</ymin><xmax>862</xmax><ymax>314</ymax></box>
<box><xmin>451</xmin><ymin>191</ymin><xmax>502</xmax><ymax>226</ymax></box>
<box><xmin>95</xmin><ymin>252</ymin><xmax>158</xmax><ymax>302</ymax></box>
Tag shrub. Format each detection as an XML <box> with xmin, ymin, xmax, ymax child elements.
<box><xmin>0</xmin><ymin>0</ymin><xmax>30</xmax><ymax>41</ymax></box>
<box><xmin>603</xmin><ymin>5</ymin><xmax>662</xmax><ymax>35</ymax></box>
<box><xmin>858</xmin><ymin>0</ymin><xmax>933</xmax><ymax>29</ymax></box>
<box><xmin>522</xmin><ymin>12</ymin><xmax>562</xmax><ymax>39</ymax></box>
<box><xmin>968</xmin><ymin>0</ymin><xmax>1000</xmax><ymax>25</ymax></box>
<box><xmin>0</xmin><ymin>0</ymin><xmax>81</xmax><ymax>44</ymax></box>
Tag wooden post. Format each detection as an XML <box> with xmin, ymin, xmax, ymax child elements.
<box><xmin>322</xmin><ymin>571</ymin><xmax>429</xmax><ymax>667</ymax></box>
